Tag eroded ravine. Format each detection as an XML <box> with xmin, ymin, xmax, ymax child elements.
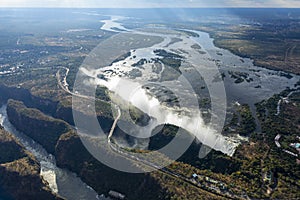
<box><xmin>0</xmin><ymin>105</ymin><xmax>106</xmax><ymax>200</ymax></box>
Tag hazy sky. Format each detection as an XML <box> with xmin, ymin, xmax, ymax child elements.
<box><xmin>0</xmin><ymin>0</ymin><xmax>299</xmax><ymax>8</ymax></box>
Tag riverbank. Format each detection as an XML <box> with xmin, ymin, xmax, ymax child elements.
<box><xmin>0</xmin><ymin>104</ymin><xmax>104</xmax><ymax>200</ymax></box>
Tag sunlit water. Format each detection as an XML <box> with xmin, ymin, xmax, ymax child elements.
<box><xmin>80</xmin><ymin>17</ymin><xmax>241</xmax><ymax>156</ymax></box>
<box><xmin>90</xmin><ymin>16</ymin><xmax>300</xmax><ymax>156</ymax></box>
<box><xmin>192</xmin><ymin>30</ymin><xmax>300</xmax><ymax>105</ymax></box>
<box><xmin>100</xmin><ymin>15</ymin><xmax>130</xmax><ymax>32</ymax></box>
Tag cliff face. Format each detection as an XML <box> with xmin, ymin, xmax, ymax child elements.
<box><xmin>56</xmin><ymin>102</ymin><xmax>114</xmax><ymax>131</ymax></box>
<box><xmin>0</xmin><ymin>84</ymin><xmax>76</xmax><ymax>127</ymax></box>
<box><xmin>55</xmin><ymin>132</ymin><xmax>226</xmax><ymax>200</ymax></box>
<box><xmin>149</xmin><ymin>125</ymin><xmax>241</xmax><ymax>175</ymax></box>
<box><xmin>0</xmin><ymin>84</ymin><xmax>223</xmax><ymax>199</ymax></box>
<box><xmin>6</xmin><ymin>99</ymin><xmax>70</xmax><ymax>154</ymax></box>
<box><xmin>0</xmin><ymin>84</ymin><xmax>114</xmax><ymax>129</ymax></box>
<box><xmin>0</xmin><ymin>158</ymin><xmax>63</xmax><ymax>200</ymax></box>
<box><xmin>0</xmin><ymin>125</ymin><xmax>26</xmax><ymax>164</ymax></box>
<box><xmin>55</xmin><ymin>131</ymin><xmax>166</xmax><ymax>200</ymax></box>
<box><xmin>55</xmin><ymin>103</ymin><xmax>74</xmax><ymax>125</ymax></box>
<box><xmin>0</xmin><ymin>126</ymin><xmax>63</xmax><ymax>200</ymax></box>
<box><xmin>0</xmin><ymin>84</ymin><xmax>58</xmax><ymax>116</ymax></box>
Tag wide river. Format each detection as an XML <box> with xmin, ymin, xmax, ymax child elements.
<box><xmin>90</xmin><ymin>15</ymin><xmax>300</xmax><ymax>155</ymax></box>
<box><xmin>0</xmin><ymin>13</ymin><xmax>299</xmax><ymax>199</ymax></box>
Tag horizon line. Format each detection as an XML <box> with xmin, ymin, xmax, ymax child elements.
<box><xmin>0</xmin><ymin>7</ymin><xmax>300</xmax><ymax>9</ymax></box>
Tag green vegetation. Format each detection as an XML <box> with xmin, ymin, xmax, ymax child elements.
<box><xmin>238</xmin><ymin>104</ymin><xmax>256</xmax><ymax>136</ymax></box>
<box><xmin>251</xmin><ymin>90</ymin><xmax>300</xmax><ymax>198</ymax></box>
<box><xmin>175</xmin><ymin>29</ymin><xmax>199</xmax><ymax>37</ymax></box>
<box><xmin>0</xmin><ymin>127</ymin><xmax>62</xmax><ymax>200</ymax></box>
<box><xmin>56</xmin><ymin>131</ymin><xmax>171</xmax><ymax>200</ymax></box>
<box><xmin>0</xmin><ymin>156</ymin><xmax>63</xmax><ymax>200</ymax></box>
<box><xmin>128</xmin><ymin>106</ymin><xmax>151</xmax><ymax>127</ymax></box>
<box><xmin>7</xmin><ymin>99</ymin><xmax>70</xmax><ymax>154</ymax></box>
<box><xmin>110</xmin><ymin>51</ymin><xmax>131</xmax><ymax>66</ymax></box>
<box><xmin>154</xmin><ymin>49</ymin><xmax>183</xmax><ymax>72</ymax></box>
<box><xmin>191</xmin><ymin>23</ymin><xmax>300</xmax><ymax>75</ymax></box>
<box><xmin>56</xmin><ymin>131</ymin><xmax>228</xmax><ymax>200</ymax></box>
<box><xmin>228</xmin><ymin>71</ymin><xmax>253</xmax><ymax>84</ymax></box>
<box><xmin>95</xmin><ymin>86</ymin><xmax>110</xmax><ymax>102</ymax></box>
<box><xmin>0</xmin><ymin>9</ymin><xmax>299</xmax><ymax>200</ymax></box>
<box><xmin>0</xmin><ymin>127</ymin><xmax>26</xmax><ymax>164</ymax></box>
<box><xmin>147</xmin><ymin>95</ymin><xmax>295</xmax><ymax>199</ymax></box>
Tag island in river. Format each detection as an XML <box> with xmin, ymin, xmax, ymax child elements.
<box><xmin>0</xmin><ymin>8</ymin><xmax>299</xmax><ymax>200</ymax></box>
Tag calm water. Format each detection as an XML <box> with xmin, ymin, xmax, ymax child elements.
<box><xmin>93</xmin><ymin>16</ymin><xmax>300</xmax><ymax>155</ymax></box>
<box><xmin>192</xmin><ymin>30</ymin><xmax>300</xmax><ymax>105</ymax></box>
<box><xmin>0</xmin><ymin>189</ymin><xmax>12</xmax><ymax>200</ymax></box>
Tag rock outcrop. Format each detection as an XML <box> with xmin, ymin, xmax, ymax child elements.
<box><xmin>6</xmin><ymin>99</ymin><xmax>70</xmax><ymax>154</ymax></box>
<box><xmin>0</xmin><ymin>84</ymin><xmax>114</xmax><ymax>129</ymax></box>
<box><xmin>55</xmin><ymin>131</ymin><xmax>165</xmax><ymax>200</ymax></box>
<box><xmin>0</xmin><ymin>126</ymin><xmax>63</xmax><ymax>200</ymax></box>
<box><xmin>0</xmin><ymin>84</ymin><xmax>59</xmax><ymax>116</ymax></box>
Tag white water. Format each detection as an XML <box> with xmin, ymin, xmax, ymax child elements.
<box><xmin>0</xmin><ymin>105</ymin><xmax>106</xmax><ymax>200</ymax></box>
<box><xmin>100</xmin><ymin>15</ymin><xmax>130</xmax><ymax>32</ymax></box>
<box><xmin>87</xmin><ymin>15</ymin><xmax>300</xmax><ymax>157</ymax></box>
<box><xmin>77</xmin><ymin>16</ymin><xmax>242</xmax><ymax>156</ymax></box>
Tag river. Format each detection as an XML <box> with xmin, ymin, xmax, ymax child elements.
<box><xmin>191</xmin><ymin>31</ymin><xmax>300</xmax><ymax>105</ymax></box>
<box><xmin>0</xmin><ymin>188</ymin><xmax>12</xmax><ymax>200</ymax></box>
<box><xmin>0</xmin><ymin>105</ymin><xmax>107</xmax><ymax>200</ymax></box>
<box><xmin>0</xmin><ymin>13</ymin><xmax>298</xmax><ymax>197</ymax></box>
<box><xmin>100</xmin><ymin>15</ymin><xmax>130</xmax><ymax>32</ymax></box>
<box><xmin>100</xmin><ymin>15</ymin><xmax>299</xmax><ymax>105</ymax></box>
<box><xmin>190</xmin><ymin>30</ymin><xmax>299</xmax><ymax>133</ymax></box>
<box><xmin>93</xmin><ymin>15</ymin><xmax>300</xmax><ymax>155</ymax></box>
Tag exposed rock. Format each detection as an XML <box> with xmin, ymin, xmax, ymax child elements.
<box><xmin>55</xmin><ymin>131</ymin><xmax>165</xmax><ymax>200</ymax></box>
<box><xmin>0</xmin><ymin>84</ymin><xmax>59</xmax><ymax>116</ymax></box>
<box><xmin>149</xmin><ymin>125</ymin><xmax>242</xmax><ymax>175</ymax></box>
<box><xmin>6</xmin><ymin>99</ymin><xmax>70</xmax><ymax>154</ymax></box>
<box><xmin>0</xmin><ymin>127</ymin><xmax>63</xmax><ymax>200</ymax></box>
<box><xmin>0</xmin><ymin>127</ymin><xmax>26</xmax><ymax>164</ymax></box>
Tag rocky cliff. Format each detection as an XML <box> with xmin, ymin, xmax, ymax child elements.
<box><xmin>149</xmin><ymin>125</ymin><xmax>241</xmax><ymax>175</ymax></box>
<box><xmin>0</xmin><ymin>125</ymin><xmax>26</xmax><ymax>164</ymax></box>
<box><xmin>55</xmin><ymin>131</ymin><xmax>225</xmax><ymax>200</ymax></box>
<box><xmin>0</xmin><ymin>84</ymin><xmax>227</xmax><ymax>199</ymax></box>
<box><xmin>0</xmin><ymin>126</ymin><xmax>63</xmax><ymax>200</ymax></box>
<box><xmin>55</xmin><ymin>131</ymin><xmax>166</xmax><ymax>200</ymax></box>
<box><xmin>0</xmin><ymin>84</ymin><xmax>114</xmax><ymax>129</ymax></box>
<box><xmin>6</xmin><ymin>99</ymin><xmax>70</xmax><ymax>154</ymax></box>
<box><xmin>0</xmin><ymin>84</ymin><xmax>59</xmax><ymax>116</ymax></box>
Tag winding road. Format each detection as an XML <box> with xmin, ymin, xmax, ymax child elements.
<box><xmin>56</xmin><ymin>66</ymin><xmax>247</xmax><ymax>200</ymax></box>
<box><xmin>53</xmin><ymin>15</ymin><xmax>253</xmax><ymax>199</ymax></box>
